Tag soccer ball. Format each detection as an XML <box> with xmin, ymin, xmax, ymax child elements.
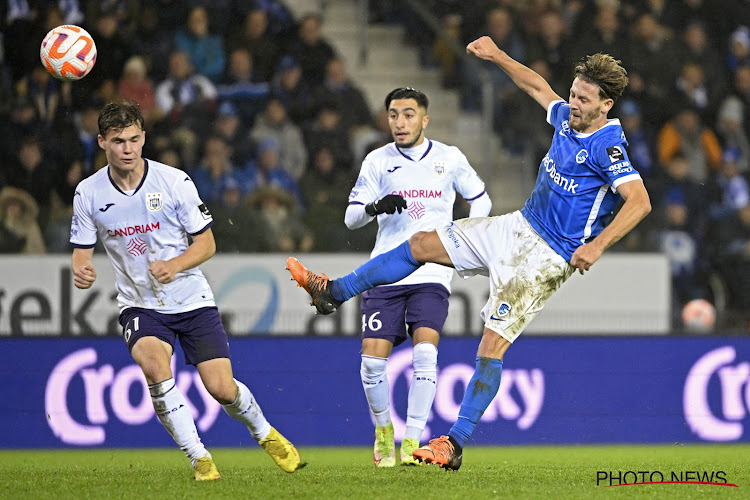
<box><xmin>40</xmin><ymin>25</ymin><xmax>97</xmax><ymax>81</ymax></box>
<box><xmin>681</xmin><ymin>299</ymin><xmax>716</xmax><ymax>332</ymax></box>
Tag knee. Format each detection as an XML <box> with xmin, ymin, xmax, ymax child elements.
<box><xmin>204</xmin><ymin>377</ymin><xmax>238</xmax><ymax>405</ymax></box>
<box><xmin>412</xmin><ymin>342</ymin><xmax>437</xmax><ymax>371</ymax></box>
<box><xmin>360</xmin><ymin>355</ymin><xmax>388</xmax><ymax>385</ymax></box>
<box><xmin>408</xmin><ymin>231</ymin><xmax>433</xmax><ymax>262</ymax></box>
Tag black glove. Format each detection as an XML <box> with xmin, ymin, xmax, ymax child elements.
<box><xmin>365</xmin><ymin>194</ymin><xmax>407</xmax><ymax>216</ymax></box>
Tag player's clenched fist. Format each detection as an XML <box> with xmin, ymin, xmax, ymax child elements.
<box><xmin>150</xmin><ymin>260</ymin><xmax>177</xmax><ymax>284</ymax></box>
<box><xmin>73</xmin><ymin>264</ymin><xmax>97</xmax><ymax>289</ymax></box>
<box><xmin>466</xmin><ymin>36</ymin><xmax>503</xmax><ymax>61</ymax></box>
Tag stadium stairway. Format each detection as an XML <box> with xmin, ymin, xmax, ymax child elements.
<box><xmin>284</xmin><ymin>0</ymin><xmax>529</xmax><ymax>213</ymax></box>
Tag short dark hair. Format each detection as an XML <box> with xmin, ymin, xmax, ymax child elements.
<box><xmin>98</xmin><ymin>100</ymin><xmax>145</xmax><ymax>137</ymax></box>
<box><xmin>384</xmin><ymin>87</ymin><xmax>429</xmax><ymax>111</ymax></box>
<box><xmin>573</xmin><ymin>53</ymin><xmax>629</xmax><ymax>102</ymax></box>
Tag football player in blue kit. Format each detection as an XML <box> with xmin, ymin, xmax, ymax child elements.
<box><xmin>344</xmin><ymin>87</ymin><xmax>491</xmax><ymax>466</ymax></box>
<box><xmin>71</xmin><ymin>100</ymin><xmax>302</xmax><ymax>480</ymax></box>
<box><xmin>288</xmin><ymin>35</ymin><xmax>651</xmax><ymax>470</ymax></box>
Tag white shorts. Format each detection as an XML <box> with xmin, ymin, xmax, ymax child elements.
<box><xmin>436</xmin><ymin>211</ymin><xmax>574</xmax><ymax>343</ymax></box>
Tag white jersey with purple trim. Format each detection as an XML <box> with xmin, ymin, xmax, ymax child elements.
<box><xmin>70</xmin><ymin>159</ymin><xmax>216</xmax><ymax>313</ymax></box>
<box><xmin>349</xmin><ymin>139</ymin><xmax>486</xmax><ymax>290</ymax></box>
<box><xmin>521</xmin><ymin>100</ymin><xmax>642</xmax><ymax>262</ymax></box>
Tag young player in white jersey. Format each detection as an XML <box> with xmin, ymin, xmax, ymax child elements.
<box><xmin>287</xmin><ymin>37</ymin><xmax>651</xmax><ymax>470</ymax></box>
<box><xmin>70</xmin><ymin>100</ymin><xmax>302</xmax><ymax>480</ymax></box>
<box><xmin>345</xmin><ymin>88</ymin><xmax>491</xmax><ymax>466</ymax></box>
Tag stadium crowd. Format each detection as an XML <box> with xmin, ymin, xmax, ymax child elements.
<box><xmin>1</xmin><ymin>0</ymin><xmax>750</xmax><ymax>331</ymax></box>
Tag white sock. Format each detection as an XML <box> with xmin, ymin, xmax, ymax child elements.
<box><xmin>405</xmin><ymin>342</ymin><xmax>438</xmax><ymax>441</ymax></box>
<box><xmin>222</xmin><ymin>379</ymin><xmax>271</xmax><ymax>441</ymax></box>
<box><xmin>361</xmin><ymin>355</ymin><xmax>391</xmax><ymax>427</ymax></box>
<box><xmin>149</xmin><ymin>378</ymin><xmax>209</xmax><ymax>466</ymax></box>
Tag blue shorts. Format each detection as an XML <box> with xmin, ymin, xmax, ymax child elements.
<box><xmin>118</xmin><ymin>306</ymin><xmax>231</xmax><ymax>365</ymax></box>
<box><xmin>361</xmin><ymin>283</ymin><xmax>450</xmax><ymax>347</ymax></box>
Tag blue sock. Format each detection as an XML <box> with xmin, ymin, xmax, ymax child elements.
<box><xmin>448</xmin><ymin>357</ymin><xmax>503</xmax><ymax>448</ymax></box>
<box><xmin>330</xmin><ymin>240</ymin><xmax>421</xmax><ymax>301</ymax></box>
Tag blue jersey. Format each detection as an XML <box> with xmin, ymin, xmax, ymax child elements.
<box><xmin>521</xmin><ymin>100</ymin><xmax>641</xmax><ymax>262</ymax></box>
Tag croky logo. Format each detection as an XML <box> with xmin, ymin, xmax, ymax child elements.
<box><xmin>683</xmin><ymin>346</ymin><xmax>750</xmax><ymax>441</ymax></box>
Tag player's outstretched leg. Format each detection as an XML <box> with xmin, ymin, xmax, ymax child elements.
<box><xmin>193</xmin><ymin>456</ymin><xmax>221</xmax><ymax>481</ymax></box>
<box><xmin>287</xmin><ymin>241</ymin><xmax>422</xmax><ymax>314</ymax></box>
<box><xmin>259</xmin><ymin>426</ymin><xmax>303</xmax><ymax>473</ymax></box>
<box><xmin>413</xmin><ymin>435</ymin><xmax>463</xmax><ymax>471</ymax></box>
<box><xmin>373</xmin><ymin>422</ymin><xmax>396</xmax><ymax>467</ymax></box>
<box><xmin>286</xmin><ymin>257</ymin><xmax>342</xmax><ymax>315</ymax></box>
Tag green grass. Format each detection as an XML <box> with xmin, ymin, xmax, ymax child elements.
<box><xmin>1</xmin><ymin>445</ymin><xmax>748</xmax><ymax>499</ymax></box>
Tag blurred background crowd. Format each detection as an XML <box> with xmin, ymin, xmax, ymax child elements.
<box><xmin>0</xmin><ymin>0</ymin><xmax>749</xmax><ymax>331</ymax></box>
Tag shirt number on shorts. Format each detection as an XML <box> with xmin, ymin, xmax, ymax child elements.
<box><xmin>124</xmin><ymin>316</ymin><xmax>140</xmax><ymax>343</ymax></box>
<box><xmin>362</xmin><ymin>311</ymin><xmax>382</xmax><ymax>333</ymax></box>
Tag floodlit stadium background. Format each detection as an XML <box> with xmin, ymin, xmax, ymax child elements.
<box><xmin>1</xmin><ymin>0</ymin><xmax>749</xmax><ymax>449</ymax></box>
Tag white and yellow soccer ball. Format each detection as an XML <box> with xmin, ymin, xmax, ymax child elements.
<box><xmin>40</xmin><ymin>25</ymin><xmax>97</xmax><ymax>81</ymax></box>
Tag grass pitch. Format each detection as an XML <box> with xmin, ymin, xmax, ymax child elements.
<box><xmin>2</xmin><ymin>445</ymin><xmax>748</xmax><ymax>499</ymax></box>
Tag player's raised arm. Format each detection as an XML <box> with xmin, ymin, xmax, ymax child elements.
<box><xmin>467</xmin><ymin>36</ymin><xmax>561</xmax><ymax>110</ymax></box>
<box><xmin>570</xmin><ymin>179</ymin><xmax>651</xmax><ymax>274</ymax></box>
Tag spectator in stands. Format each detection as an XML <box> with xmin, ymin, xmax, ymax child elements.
<box><xmin>650</xmin><ymin>188</ymin><xmax>707</xmax><ymax>325</ymax></box>
<box><xmin>680</xmin><ymin>22</ymin><xmax>727</xmax><ymax>91</ymax></box>
<box><xmin>246</xmin><ymin>186</ymin><xmax>313</xmax><ymax>253</ymax></box>
<box><xmin>241</xmin><ymin>137</ymin><xmax>302</xmax><ymax>208</ymax></box>
<box><xmin>628</xmin><ymin>13</ymin><xmax>680</xmax><ymax>108</ymax></box>
<box><xmin>132</xmin><ymin>6</ymin><xmax>174</xmax><ymax>81</ymax></box>
<box><xmin>0</xmin><ymin>95</ymin><xmax>44</xmax><ymax>163</ymax></box>
<box><xmin>657</xmin><ymin>107</ymin><xmax>722</xmax><ymax>183</ymax></box>
<box><xmin>217</xmin><ymin>47</ymin><xmax>270</xmax><ymax>125</ymax></box>
<box><xmin>284</xmin><ymin>12</ymin><xmax>336</xmax><ymax>86</ymax></box>
<box><xmin>155</xmin><ymin>50</ymin><xmax>218</xmax><ymax>165</ymax></box>
<box><xmin>672</xmin><ymin>62</ymin><xmax>722</xmax><ymax>125</ymax></box>
<box><xmin>716</xmin><ymin>95</ymin><xmax>750</xmax><ymax>173</ymax></box>
<box><xmin>303</xmin><ymin>101</ymin><xmax>354</xmax><ymax>171</ymax></box>
<box><xmin>618</xmin><ymin>99</ymin><xmax>658</xmax><ymax>184</ymax></box>
<box><xmin>311</xmin><ymin>56</ymin><xmax>373</xmax><ymax>135</ymax></box>
<box><xmin>573</xmin><ymin>6</ymin><xmax>629</xmax><ymax>74</ymax></box>
<box><xmin>88</xmin><ymin>10</ymin><xmax>132</xmax><ymax>92</ymax></box>
<box><xmin>212</xmin><ymin>101</ymin><xmax>253</xmax><ymax>167</ymax></box>
<box><xmin>460</xmin><ymin>7</ymin><xmax>526</xmax><ymax>112</ymax></box>
<box><xmin>431</xmin><ymin>13</ymin><xmax>463</xmax><ymax>88</ymax></box>
<box><xmin>174</xmin><ymin>6</ymin><xmax>226</xmax><ymax>83</ymax></box>
<box><xmin>6</xmin><ymin>136</ymin><xmax>55</xmax><ymax>228</ymax></box>
<box><xmin>271</xmin><ymin>56</ymin><xmax>314</xmax><ymax>125</ymax></box>
<box><xmin>0</xmin><ymin>186</ymin><xmax>46</xmax><ymax>254</ymax></box>
<box><xmin>250</xmin><ymin>97</ymin><xmax>307</xmax><ymax>180</ymax></box>
<box><xmin>731</xmin><ymin>65</ymin><xmax>750</xmax><ymax>140</ymax></box>
<box><xmin>209</xmin><ymin>177</ymin><xmax>257</xmax><ymax>253</ymax></box>
<box><xmin>227</xmin><ymin>9</ymin><xmax>281</xmax><ymax>83</ymax></box>
<box><xmin>118</xmin><ymin>56</ymin><xmax>161</xmax><ymax>127</ymax></box>
<box><xmin>708</xmin><ymin>147</ymin><xmax>750</xmax><ymax>220</ymax></box>
<box><xmin>189</xmin><ymin>135</ymin><xmax>240</xmax><ymax>206</ymax></box>
<box><xmin>67</xmin><ymin>101</ymin><xmax>107</xmax><ymax>176</ymax></box>
<box><xmin>709</xmin><ymin>203</ymin><xmax>750</xmax><ymax>328</ymax></box>
<box><xmin>525</xmin><ymin>10</ymin><xmax>573</xmax><ymax>97</ymax></box>
<box><xmin>300</xmin><ymin>147</ymin><xmax>356</xmax><ymax>252</ymax></box>
<box><xmin>20</xmin><ymin>66</ymin><xmax>60</xmax><ymax>127</ymax></box>
<box><xmin>729</xmin><ymin>26</ymin><xmax>750</xmax><ymax>75</ymax></box>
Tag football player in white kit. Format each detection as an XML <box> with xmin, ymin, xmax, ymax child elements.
<box><xmin>345</xmin><ymin>88</ymin><xmax>491</xmax><ymax>466</ymax></box>
<box><xmin>288</xmin><ymin>37</ymin><xmax>651</xmax><ymax>470</ymax></box>
<box><xmin>70</xmin><ymin>100</ymin><xmax>302</xmax><ymax>480</ymax></box>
